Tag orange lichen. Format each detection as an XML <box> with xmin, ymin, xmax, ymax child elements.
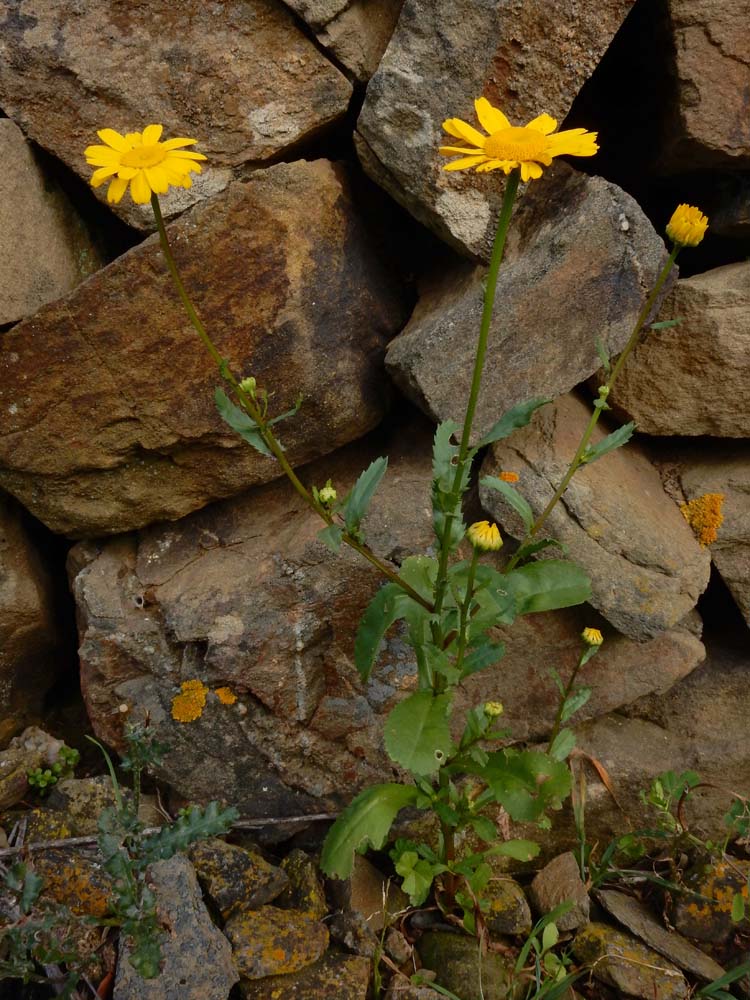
<box><xmin>499</xmin><ymin>471</ymin><xmax>519</xmax><ymax>483</ymax></box>
<box><xmin>171</xmin><ymin>678</ymin><xmax>209</xmax><ymax>723</ymax></box>
<box><xmin>680</xmin><ymin>493</ymin><xmax>725</xmax><ymax>547</ymax></box>
<box><xmin>215</xmin><ymin>686</ymin><xmax>238</xmax><ymax>706</ymax></box>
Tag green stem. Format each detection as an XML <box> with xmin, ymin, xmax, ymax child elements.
<box><xmin>505</xmin><ymin>244</ymin><xmax>680</xmax><ymax>570</ymax></box>
<box><xmin>547</xmin><ymin>650</ymin><xmax>585</xmax><ymax>749</ymax></box>
<box><xmin>430</xmin><ymin>170</ymin><xmax>520</xmax><ymax>634</ymax></box>
<box><xmin>453</xmin><ymin>549</ymin><xmax>479</xmax><ymax>675</ymax></box>
<box><xmin>150</xmin><ymin>194</ymin><xmax>432</xmax><ymax>612</ymax></box>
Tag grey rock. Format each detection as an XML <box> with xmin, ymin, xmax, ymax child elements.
<box><xmin>0</xmin><ymin>119</ymin><xmax>101</xmax><ymax>325</ymax></box>
<box><xmin>386</xmin><ymin>166</ymin><xmax>673</xmax><ymax>444</ymax></box>
<box><xmin>416</xmin><ymin>931</ymin><xmax>519</xmax><ymax>1000</ymax></box>
<box><xmin>188</xmin><ymin>838</ymin><xmax>289</xmax><ymax>919</ymax></box>
<box><xmin>484</xmin><ymin>877</ymin><xmax>532</xmax><ymax>936</ymax></box>
<box><xmin>224</xmin><ymin>904</ymin><xmax>329</xmax><ymax>979</ymax></box>
<box><xmin>596</xmin><ymin>889</ymin><xmax>725</xmax><ymax>981</ymax></box>
<box><xmin>0</xmin><ymin>727</ymin><xmax>65</xmax><ymax>811</ymax></box>
<box><xmin>114</xmin><ymin>855</ymin><xmax>238</xmax><ymax>999</ymax></box>
<box><xmin>529</xmin><ymin>852</ymin><xmax>589</xmax><ymax>931</ymax></box>
<box><xmin>605</xmin><ymin>263</ymin><xmax>750</xmax><ymax>438</ymax></box>
<box><xmin>240</xmin><ymin>952</ymin><xmax>371</xmax><ymax>999</ymax></box>
<box><xmin>480</xmin><ymin>393</ymin><xmax>710</xmax><ymax>641</ymax></box>
<box><xmin>356</xmin><ymin>0</ymin><xmax>635</xmax><ymax>257</ymax></box>
<box><xmin>0</xmin><ymin>0</ymin><xmax>351</xmax><ymax>229</ymax></box>
<box><xmin>573</xmin><ymin>922</ymin><xmax>689</xmax><ymax>1000</ymax></box>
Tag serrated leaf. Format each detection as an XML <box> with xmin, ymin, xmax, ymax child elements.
<box><xmin>140</xmin><ymin>802</ymin><xmax>237</xmax><ymax>864</ymax></box>
<box><xmin>432</xmin><ymin>420</ymin><xmax>461</xmax><ymax>491</ymax></box>
<box><xmin>478</xmin><ymin>397</ymin><xmax>550</xmax><ymax>448</ymax></box>
<box><xmin>481</xmin><ymin>475</ymin><xmax>534</xmax><ymax>532</ymax></box>
<box><xmin>549</xmin><ymin>729</ymin><xmax>576</xmax><ymax>762</ymax></box>
<box><xmin>341</xmin><ymin>457</ymin><xmax>388</xmax><ymax>532</ymax></box>
<box><xmin>480</xmin><ymin>749</ymin><xmax>571</xmax><ymax>822</ymax></box>
<box><xmin>214</xmin><ymin>388</ymin><xmax>273</xmax><ymax>457</ymax></box>
<box><xmin>354</xmin><ymin>583</ymin><xmax>406</xmax><ymax>682</ymax></box>
<box><xmin>268</xmin><ymin>394</ymin><xmax>302</xmax><ymax>426</ymax></box>
<box><xmin>384</xmin><ymin>692</ymin><xmax>453</xmax><ymax>776</ymax></box>
<box><xmin>320</xmin><ymin>783</ymin><xmax>419</xmax><ymax>879</ymax></box>
<box><xmin>504</xmin><ymin>560</ymin><xmax>591</xmax><ymax>614</ymax></box>
<box><xmin>317</xmin><ymin>524</ymin><xmax>343</xmax><ymax>553</ymax></box>
<box><xmin>582</xmin><ymin>422</ymin><xmax>635</xmax><ymax>465</ymax></box>
<box><xmin>560</xmin><ymin>687</ymin><xmax>592</xmax><ymax>723</ymax></box>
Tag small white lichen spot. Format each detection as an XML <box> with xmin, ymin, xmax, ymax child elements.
<box><xmin>618</xmin><ymin>212</ymin><xmax>630</xmax><ymax>232</ymax></box>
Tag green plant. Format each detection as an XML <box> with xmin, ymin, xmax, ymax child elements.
<box><xmin>27</xmin><ymin>745</ymin><xmax>81</xmax><ymax>795</ymax></box>
<box><xmin>89</xmin><ymin>721</ymin><xmax>237</xmax><ymax>978</ymax></box>
<box><xmin>512</xmin><ymin>904</ymin><xmax>581</xmax><ymax>1000</ymax></box>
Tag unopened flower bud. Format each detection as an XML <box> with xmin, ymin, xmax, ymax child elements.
<box><xmin>582</xmin><ymin>627</ymin><xmax>603</xmax><ymax>646</ymax></box>
<box><xmin>484</xmin><ymin>701</ymin><xmax>504</xmax><ymax>718</ymax></box>
<box><xmin>666</xmin><ymin>204</ymin><xmax>708</xmax><ymax>248</ymax></box>
<box><xmin>239</xmin><ymin>376</ymin><xmax>257</xmax><ymax>397</ymax></box>
<box><xmin>598</xmin><ymin>385</ymin><xmax>610</xmax><ymax>399</ymax></box>
<box><xmin>467</xmin><ymin>520</ymin><xmax>503</xmax><ymax>552</ymax></box>
<box><xmin>319</xmin><ymin>481</ymin><xmax>337</xmax><ymax>506</ymax></box>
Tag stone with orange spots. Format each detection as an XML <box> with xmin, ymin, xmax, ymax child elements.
<box><xmin>33</xmin><ymin>849</ymin><xmax>112</xmax><ymax>918</ymax></box>
<box><xmin>671</xmin><ymin>858</ymin><xmax>750</xmax><ymax>944</ymax></box>
<box><xmin>224</xmin><ymin>905</ymin><xmax>329</xmax><ymax>979</ymax></box>
<box><xmin>239</xmin><ymin>952</ymin><xmax>371</xmax><ymax>999</ymax></box>
<box><xmin>189</xmin><ymin>838</ymin><xmax>288</xmax><ymax>919</ymax></box>
<box><xmin>276</xmin><ymin>850</ymin><xmax>328</xmax><ymax>921</ymax></box>
<box><xmin>573</xmin><ymin>923</ymin><xmax>689</xmax><ymax>1000</ymax></box>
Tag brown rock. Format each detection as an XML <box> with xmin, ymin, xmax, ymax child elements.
<box><xmin>240</xmin><ymin>952</ymin><xmax>371</xmax><ymax>999</ymax></box>
<box><xmin>661</xmin><ymin>0</ymin><xmax>750</xmax><ymax>170</ymax></box>
<box><xmin>605</xmin><ymin>264</ymin><xmax>750</xmax><ymax>437</ymax></box>
<box><xmin>0</xmin><ymin>119</ymin><xmax>101</xmax><ymax>325</ymax></box>
<box><xmin>225</xmin><ymin>905</ymin><xmax>329</xmax><ymax>979</ymax></box>
<box><xmin>356</xmin><ymin>0</ymin><xmax>635</xmax><ymax>257</ymax></box>
<box><xmin>0</xmin><ymin>496</ymin><xmax>64</xmax><ymax>743</ymax></box>
<box><xmin>573</xmin><ymin>923</ymin><xmax>689</xmax><ymax>1000</ymax></box>
<box><xmin>0</xmin><ymin>727</ymin><xmax>65</xmax><ymax>811</ymax></box>
<box><xmin>678</xmin><ymin>445</ymin><xmax>750</xmax><ymax>626</ymax></box>
<box><xmin>386</xmin><ymin>166</ymin><xmax>673</xmax><ymax>443</ymax></box>
<box><xmin>480</xmin><ymin>394</ymin><xmax>710</xmax><ymax>640</ymax></box>
<box><xmin>529</xmin><ymin>852</ymin><xmax>589</xmax><ymax>931</ymax></box>
<box><xmin>0</xmin><ymin>0</ymin><xmax>351</xmax><ymax>228</ymax></box>
<box><xmin>0</xmin><ymin>161</ymin><xmax>408</xmax><ymax>536</ymax></box>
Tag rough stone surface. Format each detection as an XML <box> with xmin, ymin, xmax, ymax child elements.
<box><xmin>70</xmin><ymin>421</ymin><xmax>436</xmax><ymax>818</ymax></box>
<box><xmin>0</xmin><ymin>119</ymin><xmax>101</xmax><ymax>325</ymax></box>
<box><xmin>596</xmin><ymin>889</ymin><xmax>726</xmax><ymax>981</ymax></box>
<box><xmin>329</xmin><ymin>854</ymin><xmax>410</xmax><ymax>933</ymax></box>
<box><xmin>529</xmin><ymin>852</ymin><xmax>589</xmax><ymax>931</ymax></box>
<box><xmin>605</xmin><ymin>264</ymin><xmax>750</xmax><ymax>437</ymax></box>
<box><xmin>386</xmin><ymin>166</ymin><xmax>673</xmax><ymax>442</ymax></box>
<box><xmin>573</xmin><ymin>923</ymin><xmax>689</xmax><ymax>1000</ymax></box>
<box><xmin>44</xmin><ymin>776</ymin><xmax>122</xmax><ymax>837</ymax></box>
<box><xmin>0</xmin><ymin>161</ymin><xmax>408</xmax><ymax>537</ymax></box>
<box><xmin>0</xmin><ymin>0</ymin><xmax>352</xmax><ymax>228</ymax></box>
<box><xmin>34</xmin><ymin>849</ymin><xmax>112</xmax><ymax>918</ymax></box>
<box><xmin>416</xmin><ymin>931</ymin><xmax>519</xmax><ymax>1000</ymax></box>
<box><xmin>239</xmin><ymin>952</ymin><xmax>371</xmax><ymax>999</ymax></box>
<box><xmin>671</xmin><ymin>859</ymin><xmax>750</xmax><ymax>944</ymax></box>
<box><xmin>679</xmin><ymin>446</ymin><xmax>750</xmax><ymax>627</ymax></box>
<box><xmin>661</xmin><ymin>0</ymin><xmax>750</xmax><ymax>170</ymax></box>
<box><xmin>114</xmin><ymin>855</ymin><xmax>238</xmax><ymax>1000</ymax></box>
<box><xmin>188</xmin><ymin>838</ymin><xmax>289</xmax><ymax>919</ymax></box>
<box><xmin>224</xmin><ymin>905</ymin><xmax>329</xmax><ymax>979</ymax></box>
<box><xmin>356</xmin><ymin>0</ymin><xmax>635</xmax><ymax>257</ymax></box>
<box><xmin>480</xmin><ymin>394</ymin><xmax>710</xmax><ymax>641</ymax></box>
<box><xmin>484</xmin><ymin>877</ymin><xmax>532</xmax><ymax>936</ymax></box>
<box><xmin>317</xmin><ymin>0</ymin><xmax>405</xmax><ymax>81</ymax></box>
<box><xmin>0</xmin><ymin>728</ymin><xmax>64</xmax><ymax>811</ymax></box>
<box><xmin>277</xmin><ymin>850</ymin><xmax>328</xmax><ymax>920</ymax></box>
<box><xmin>0</xmin><ymin>496</ymin><xmax>64</xmax><ymax>743</ymax></box>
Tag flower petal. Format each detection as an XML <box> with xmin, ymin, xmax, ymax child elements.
<box><xmin>162</xmin><ymin>137</ymin><xmax>199</xmax><ymax>150</ymax></box>
<box><xmin>546</xmin><ymin>129</ymin><xmax>598</xmax><ymax>157</ymax></box>
<box><xmin>116</xmin><ymin>166</ymin><xmax>138</xmax><ymax>180</ymax></box>
<box><xmin>476</xmin><ymin>159</ymin><xmax>516</xmax><ymax>173</ymax></box>
<box><xmin>107</xmin><ymin>176</ymin><xmax>128</xmax><ymax>203</ymax></box>
<box><xmin>474</xmin><ymin>97</ymin><xmax>511</xmax><ymax>133</ymax></box>
<box><xmin>442</xmin><ymin>117</ymin><xmax>486</xmax><ymax>148</ymax></box>
<box><xmin>166</xmin><ymin>150</ymin><xmax>208</xmax><ymax>161</ymax></box>
<box><xmin>145</xmin><ymin>166</ymin><xmax>169</xmax><ymax>194</ymax></box>
<box><xmin>90</xmin><ymin>164</ymin><xmax>120</xmax><ymax>187</ymax></box>
<box><xmin>443</xmin><ymin>155</ymin><xmax>489</xmax><ymax>171</ymax></box>
<box><xmin>525</xmin><ymin>113</ymin><xmax>557</xmax><ymax>135</ymax></box>
<box><xmin>84</xmin><ymin>144</ymin><xmax>121</xmax><ymax>166</ymax></box>
<box><xmin>520</xmin><ymin>161</ymin><xmax>544</xmax><ymax>181</ymax></box>
<box><xmin>439</xmin><ymin>144</ymin><xmax>486</xmax><ymax>156</ymax></box>
<box><xmin>130</xmin><ymin>171</ymin><xmax>152</xmax><ymax>204</ymax></box>
<box><xmin>97</xmin><ymin>128</ymin><xmax>130</xmax><ymax>151</ymax></box>
<box><xmin>142</xmin><ymin>124</ymin><xmax>164</xmax><ymax>145</ymax></box>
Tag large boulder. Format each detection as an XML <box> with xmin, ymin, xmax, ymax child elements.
<box><xmin>0</xmin><ymin>0</ymin><xmax>352</xmax><ymax>229</ymax></box>
<box><xmin>604</xmin><ymin>263</ymin><xmax>750</xmax><ymax>437</ymax></box>
<box><xmin>386</xmin><ymin>166</ymin><xmax>673</xmax><ymax>442</ymax></box>
<box><xmin>0</xmin><ymin>495</ymin><xmax>64</xmax><ymax>744</ymax></box>
<box><xmin>479</xmin><ymin>393</ymin><xmax>711</xmax><ymax>641</ymax></box>
<box><xmin>71</xmin><ymin>418</ymin><xmax>707</xmax><ymax>816</ymax></box>
<box><xmin>356</xmin><ymin>0</ymin><xmax>635</xmax><ymax>257</ymax></box>
<box><xmin>661</xmin><ymin>0</ymin><xmax>750</xmax><ymax>170</ymax></box>
<box><xmin>0</xmin><ymin>119</ymin><xmax>101</xmax><ymax>325</ymax></box>
<box><xmin>0</xmin><ymin>160</ymin><xmax>409</xmax><ymax>537</ymax></box>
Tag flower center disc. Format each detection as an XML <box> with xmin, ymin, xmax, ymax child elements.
<box><xmin>484</xmin><ymin>126</ymin><xmax>546</xmax><ymax>161</ymax></box>
<box><xmin>120</xmin><ymin>144</ymin><xmax>168</xmax><ymax>168</ymax></box>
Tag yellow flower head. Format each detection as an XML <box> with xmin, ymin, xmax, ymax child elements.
<box><xmin>467</xmin><ymin>520</ymin><xmax>503</xmax><ymax>552</ymax></box>
<box><xmin>680</xmin><ymin>493</ymin><xmax>724</xmax><ymax>547</ymax></box>
<box><xmin>499</xmin><ymin>471</ymin><xmax>519</xmax><ymax>483</ymax></box>
<box><xmin>666</xmin><ymin>204</ymin><xmax>708</xmax><ymax>248</ymax></box>
<box><xmin>171</xmin><ymin>678</ymin><xmax>209</xmax><ymax>723</ymax></box>
<box><xmin>318</xmin><ymin>480</ymin><xmax>337</xmax><ymax>506</ymax></box>
<box><xmin>581</xmin><ymin>627</ymin><xmax>604</xmax><ymax>647</ymax></box>
<box><xmin>484</xmin><ymin>701</ymin><xmax>504</xmax><ymax>718</ymax></box>
<box><xmin>440</xmin><ymin>98</ymin><xmax>598</xmax><ymax>182</ymax></box>
<box><xmin>85</xmin><ymin>124</ymin><xmax>207</xmax><ymax>205</ymax></box>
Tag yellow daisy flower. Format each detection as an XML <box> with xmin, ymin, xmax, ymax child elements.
<box><xmin>84</xmin><ymin>124</ymin><xmax>207</xmax><ymax>205</ymax></box>
<box><xmin>440</xmin><ymin>98</ymin><xmax>598</xmax><ymax>182</ymax></box>
<box><xmin>666</xmin><ymin>204</ymin><xmax>708</xmax><ymax>248</ymax></box>
<box><xmin>467</xmin><ymin>520</ymin><xmax>503</xmax><ymax>552</ymax></box>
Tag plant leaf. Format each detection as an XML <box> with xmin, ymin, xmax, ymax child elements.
<box><xmin>481</xmin><ymin>475</ymin><xmax>534</xmax><ymax>532</ymax></box>
<box><xmin>214</xmin><ymin>388</ymin><xmax>273</xmax><ymax>457</ymax></box>
<box><xmin>549</xmin><ymin>729</ymin><xmax>577</xmax><ymax>762</ymax></box>
<box><xmin>432</xmin><ymin>420</ymin><xmax>461</xmax><ymax>491</ymax></box>
<box><xmin>341</xmin><ymin>457</ymin><xmax>388</xmax><ymax>532</ymax></box>
<box><xmin>511</xmin><ymin>537</ymin><xmax>565</xmax><ymax>565</ymax></box>
<box><xmin>461</xmin><ymin>641</ymin><xmax>506</xmax><ymax>677</ymax></box>
<box><xmin>581</xmin><ymin>422</ymin><xmax>635</xmax><ymax>465</ymax></box>
<box><xmin>354</xmin><ymin>582</ymin><xmax>406</xmax><ymax>682</ymax></box>
<box><xmin>478</xmin><ymin>397</ymin><xmax>550</xmax><ymax>448</ymax></box>
<box><xmin>504</xmin><ymin>560</ymin><xmax>591</xmax><ymax>614</ymax></box>
<box><xmin>320</xmin><ymin>783</ymin><xmax>419</xmax><ymax>879</ymax></box>
<box><xmin>384</xmin><ymin>692</ymin><xmax>453</xmax><ymax>776</ymax></box>
<box><xmin>317</xmin><ymin>524</ymin><xmax>343</xmax><ymax>554</ymax></box>
<box><xmin>595</xmin><ymin>337</ymin><xmax>611</xmax><ymax>374</ymax></box>
<box><xmin>560</xmin><ymin>687</ymin><xmax>592</xmax><ymax>724</ymax></box>
<box><xmin>480</xmin><ymin>749</ymin><xmax>572</xmax><ymax>822</ymax></box>
<box><xmin>485</xmin><ymin>839</ymin><xmax>541</xmax><ymax>862</ymax></box>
